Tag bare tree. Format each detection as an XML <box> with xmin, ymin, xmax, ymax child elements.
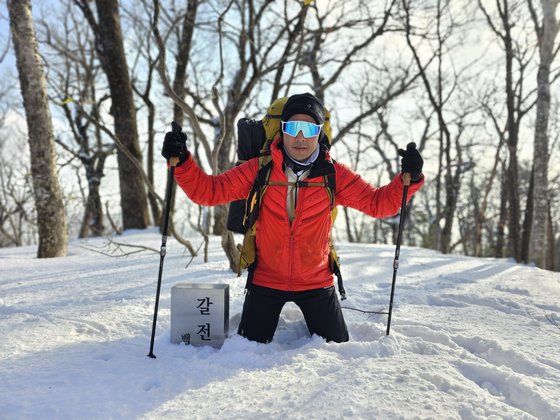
<box><xmin>8</xmin><ymin>0</ymin><xmax>67</xmax><ymax>257</ymax></box>
<box><xmin>547</xmin><ymin>99</ymin><xmax>560</xmax><ymax>269</ymax></box>
<box><xmin>125</xmin><ymin>0</ymin><xmax>162</xmax><ymax>227</ymax></box>
<box><xmin>266</xmin><ymin>1</ymin><xmax>421</xmax><ymax>246</ymax></box>
<box><xmin>479</xmin><ymin>0</ymin><xmax>537</xmax><ymax>261</ymax></box>
<box><xmin>527</xmin><ymin>0</ymin><xmax>559</xmax><ymax>269</ymax></box>
<box><xmin>165</xmin><ymin>0</ymin><xmax>200</xmax><ymax>225</ymax></box>
<box><xmin>38</xmin><ymin>2</ymin><xmax>115</xmax><ymax>238</ymax></box>
<box><xmin>475</xmin><ymin>150</ymin><xmax>505</xmax><ymax>257</ymax></box>
<box><xmin>0</xmin><ymin>159</ymin><xmax>35</xmax><ymax>247</ymax></box>
<box><xmin>152</xmin><ymin>0</ymin><xmax>320</xmax><ymax>270</ymax></box>
<box><xmin>123</xmin><ymin>0</ymin><xmax>200</xmax><ymax>228</ymax></box>
<box><xmin>402</xmin><ymin>0</ymin><xmax>479</xmax><ymax>254</ymax></box>
<box><xmin>303</xmin><ymin>1</ymin><xmax>397</xmax><ymax>105</ymax></box>
<box><xmin>74</xmin><ymin>0</ymin><xmax>150</xmax><ymax>230</ymax></box>
<box><xmin>210</xmin><ymin>0</ymin><xmax>310</xmax><ymax>235</ymax></box>
<box><xmin>168</xmin><ymin>0</ymin><xmax>199</xmax><ymax>127</ymax></box>
<box><xmin>0</xmin><ymin>29</ymin><xmax>35</xmax><ymax>247</ymax></box>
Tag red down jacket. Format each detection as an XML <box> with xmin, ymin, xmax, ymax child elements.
<box><xmin>174</xmin><ymin>137</ymin><xmax>424</xmax><ymax>292</ymax></box>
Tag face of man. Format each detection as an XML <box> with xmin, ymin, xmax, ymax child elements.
<box><xmin>282</xmin><ymin>113</ymin><xmax>321</xmax><ymax>162</ymax></box>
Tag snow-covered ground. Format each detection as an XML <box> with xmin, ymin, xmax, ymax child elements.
<box><xmin>1</xmin><ymin>229</ymin><xmax>559</xmax><ymax>419</ymax></box>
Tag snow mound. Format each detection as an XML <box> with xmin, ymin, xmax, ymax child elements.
<box><xmin>1</xmin><ymin>232</ymin><xmax>559</xmax><ymax>419</ymax></box>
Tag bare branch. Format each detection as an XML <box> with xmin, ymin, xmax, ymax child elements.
<box><xmin>105</xmin><ymin>201</ymin><xmax>122</xmax><ymax>235</ymax></box>
<box><xmin>151</xmin><ymin>0</ymin><xmax>212</xmax><ymax>163</ymax></box>
<box><xmin>80</xmin><ymin>238</ymin><xmax>159</xmax><ymax>258</ymax></box>
<box><xmin>80</xmin><ymin>111</ymin><xmax>164</xmax><ymax>206</ymax></box>
<box><xmin>546</xmin><ymin>313</ymin><xmax>560</xmax><ymax>330</ymax></box>
<box><xmin>0</xmin><ymin>32</ymin><xmax>10</xmax><ymax>63</ymax></box>
<box><xmin>210</xmin><ymin>0</ymin><xmax>235</xmax><ymax>174</ymax></box>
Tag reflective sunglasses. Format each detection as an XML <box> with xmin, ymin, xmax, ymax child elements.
<box><xmin>281</xmin><ymin>120</ymin><xmax>323</xmax><ymax>138</ymax></box>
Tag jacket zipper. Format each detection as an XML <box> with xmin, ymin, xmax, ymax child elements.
<box><xmin>288</xmin><ymin>172</ymin><xmax>305</xmax><ymax>291</ymax></box>
<box><xmin>293</xmin><ymin>172</ymin><xmax>301</xmax><ymax>212</ymax></box>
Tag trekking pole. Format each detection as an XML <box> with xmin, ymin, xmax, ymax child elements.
<box><xmin>148</xmin><ymin>122</ymin><xmax>182</xmax><ymax>359</ymax></box>
<box><xmin>386</xmin><ymin>172</ymin><xmax>412</xmax><ymax>336</ymax></box>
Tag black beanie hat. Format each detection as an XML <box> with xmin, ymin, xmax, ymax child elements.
<box><xmin>281</xmin><ymin>93</ymin><xmax>325</xmax><ymax>125</ymax></box>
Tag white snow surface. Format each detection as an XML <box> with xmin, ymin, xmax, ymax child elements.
<box><xmin>1</xmin><ymin>229</ymin><xmax>559</xmax><ymax>419</ymax></box>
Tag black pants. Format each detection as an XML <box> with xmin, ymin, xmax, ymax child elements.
<box><xmin>237</xmin><ymin>284</ymin><xmax>349</xmax><ymax>343</ymax></box>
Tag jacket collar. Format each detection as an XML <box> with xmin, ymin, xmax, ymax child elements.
<box><xmin>271</xmin><ymin>137</ymin><xmax>335</xmax><ymax>178</ymax></box>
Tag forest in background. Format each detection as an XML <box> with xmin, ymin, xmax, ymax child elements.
<box><xmin>1</xmin><ymin>0</ymin><xmax>559</xmax><ymax>271</ymax></box>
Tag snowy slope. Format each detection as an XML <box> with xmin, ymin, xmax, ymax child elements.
<box><xmin>1</xmin><ymin>230</ymin><xmax>559</xmax><ymax>419</ymax></box>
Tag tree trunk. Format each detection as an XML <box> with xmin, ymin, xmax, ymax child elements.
<box><xmin>440</xmin><ymin>169</ymin><xmax>456</xmax><ymax>254</ymax></box>
<box><xmin>79</xmin><ymin>176</ymin><xmax>104</xmax><ymax>238</ymax></box>
<box><xmin>213</xmin><ymin>123</ymin><xmax>235</xmax><ymax>235</ymax></box>
<box><xmin>474</xmin><ymin>137</ymin><xmax>503</xmax><ymax>257</ymax></box>
<box><xmin>546</xmin><ymin>200</ymin><xmax>554</xmax><ymax>269</ymax></box>
<box><xmin>495</xmin><ymin>161</ymin><xmax>508</xmax><ymax>258</ymax></box>
<box><xmin>433</xmin><ymin>141</ymin><xmax>443</xmax><ymax>251</ymax></box>
<box><xmin>504</xmin><ymin>30</ymin><xmax>522</xmax><ymax>261</ymax></box>
<box><xmin>221</xmin><ymin>229</ymin><xmax>238</xmax><ymax>272</ymax></box>
<box><xmin>95</xmin><ymin>0</ymin><xmax>149</xmax><ymax>230</ymax></box>
<box><xmin>213</xmin><ymin>204</ymin><xmax>228</xmax><ymax>236</ymax></box>
<box><xmin>146</xmin><ymin>97</ymin><xmax>161</xmax><ymax>226</ymax></box>
<box><xmin>529</xmin><ymin>0</ymin><xmax>558</xmax><ymax>269</ymax></box>
<box><xmin>478</xmin><ymin>0</ymin><xmax>531</xmax><ymax>261</ymax></box>
<box><xmin>521</xmin><ymin>166</ymin><xmax>534</xmax><ymax>263</ymax></box>
<box><xmin>8</xmin><ymin>0</ymin><xmax>68</xmax><ymax>258</ymax></box>
<box><xmin>529</xmin><ymin>61</ymin><xmax>551</xmax><ymax>267</ymax></box>
<box><xmin>555</xmin><ymin>235</ymin><xmax>560</xmax><ymax>271</ymax></box>
<box><xmin>169</xmin><ymin>0</ymin><xmax>199</xmax><ymax>222</ymax></box>
<box><xmin>172</xmin><ymin>0</ymin><xmax>199</xmax><ymax>126</ymax></box>
<box><xmin>78</xmin><ymin>145</ymin><xmax>108</xmax><ymax>238</ymax></box>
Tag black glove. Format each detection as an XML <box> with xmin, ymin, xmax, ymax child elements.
<box><xmin>398</xmin><ymin>142</ymin><xmax>423</xmax><ymax>182</ymax></box>
<box><xmin>161</xmin><ymin>121</ymin><xmax>188</xmax><ymax>164</ymax></box>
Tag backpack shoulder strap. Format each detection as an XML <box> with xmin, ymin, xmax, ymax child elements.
<box><xmin>324</xmin><ymin>172</ymin><xmax>336</xmax><ymax>209</ymax></box>
<box><xmin>243</xmin><ymin>160</ymin><xmax>273</xmax><ymax>228</ymax></box>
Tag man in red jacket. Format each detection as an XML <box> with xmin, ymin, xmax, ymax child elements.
<box><xmin>162</xmin><ymin>93</ymin><xmax>424</xmax><ymax>344</ymax></box>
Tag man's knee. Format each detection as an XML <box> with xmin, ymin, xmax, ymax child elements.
<box><xmin>237</xmin><ymin>286</ymin><xmax>284</xmax><ymax>343</ymax></box>
<box><xmin>237</xmin><ymin>324</ymin><xmax>273</xmax><ymax>343</ymax></box>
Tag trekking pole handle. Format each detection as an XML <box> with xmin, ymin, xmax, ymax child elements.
<box><xmin>402</xmin><ymin>172</ymin><xmax>412</xmax><ymax>187</ymax></box>
<box><xmin>168</xmin><ymin>121</ymin><xmax>184</xmax><ymax>168</ymax></box>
